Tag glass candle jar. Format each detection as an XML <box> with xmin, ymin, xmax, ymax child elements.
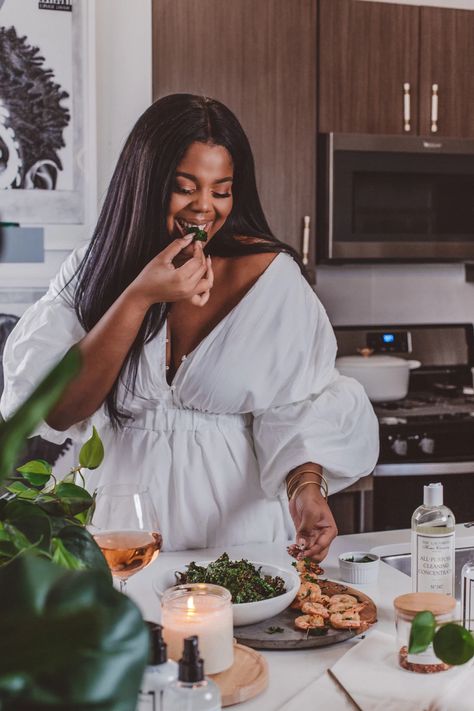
<box><xmin>394</xmin><ymin>592</ymin><xmax>456</xmax><ymax>673</ymax></box>
<box><xmin>161</xmin><ymin>583</ymin><xmax>234</xmax><ymax>675</ymax></box>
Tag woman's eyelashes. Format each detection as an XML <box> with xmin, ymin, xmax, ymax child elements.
<box><xmin>174</xmin><ymin>184</ymin><xmax>232</xmax><ymax>199</ymax></box>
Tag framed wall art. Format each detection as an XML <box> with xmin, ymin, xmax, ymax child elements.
<box><xmin>0</xmin><ymin>0</ymin><xmax>87</xmax><ymax>224</ymax></box>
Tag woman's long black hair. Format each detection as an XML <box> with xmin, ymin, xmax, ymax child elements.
<box><xmin>73</xmin><ymin>94</ymin><xmax>311</xmax><ymax>427</ymax></box>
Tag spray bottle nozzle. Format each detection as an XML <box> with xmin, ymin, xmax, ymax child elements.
<box><xmin>179</xmin><ymin>636</ymin><xmax>205</xmax><ymax>682</ymax></box>
<box><xmin>146</xmin><ymin>621</ymin><xmax>168</xmax><ymax>665</ymax></box>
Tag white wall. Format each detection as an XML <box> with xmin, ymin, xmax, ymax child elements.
<box><xmin>95</xmin><ymin>0</ymin><xmax>152</xmax><ymax>203</ymax></box>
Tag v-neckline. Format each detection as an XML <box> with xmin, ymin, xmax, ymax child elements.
<box><xmin>164</xmin><ymin>252</ymin><xmax>283</xmax><ymax>389</ymax></box>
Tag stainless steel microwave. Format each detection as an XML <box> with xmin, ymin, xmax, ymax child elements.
<box><xmin>318</xmin><ymin>133</ymin><xmax>474</xmax><ymax>262</ymax></box>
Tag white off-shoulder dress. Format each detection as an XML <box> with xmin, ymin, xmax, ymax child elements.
<box><xmin>0</xmin><ymin>247</ymin><xmax>379</xmax><ymax>551</ymax></box>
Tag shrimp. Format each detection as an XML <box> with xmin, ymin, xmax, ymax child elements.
<box><xmin>296</xmin><ymin>581</ymin><xmax>322</xmax><ymax>603</ymax></box>
<box><xmin>294</xmin><ymin>614</ymin><xmax>325</xmax><ymax>630</ymax></box>
<box><xmin>329</xmin><ymin>604</ymin><xmax>366</xmax><ymax>630</ymax></box>
<box><xmin>301</xmin><ymin>601</ymin><xmax>330</xmax><ymax>618</ymax></box>
<box><xmin>329</xmin><ymin>599</ymin><xmax>366</xmax><ymax>614</ymax></box>
<box><xmin>328</xmin><ymin>594</ymin><xmax>359</xmax><ymax>612</ymax></box>
<box><xmin>329</xmin><ymin>594</ymin><xmax>358</xmax><ymax>607</ymax></box>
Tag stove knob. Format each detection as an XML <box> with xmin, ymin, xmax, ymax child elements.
<box><xmin>419</xmin><ymin>434</ymin><xmax>435</xmax><ymax>455</ymax></box>
<box><xmin>391</xmin><ymin>436</ymin><xmax>408</xmax><ymax>457</ymax></box>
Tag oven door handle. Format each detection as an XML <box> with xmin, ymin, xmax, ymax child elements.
<box><xmin>374</xmin><ymin>461</ymin><xmax>474</xmax><ymax>477</ymax></box>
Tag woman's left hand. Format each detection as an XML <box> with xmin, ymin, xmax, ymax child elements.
<box><xmin>288</xmin><ymin>484</ymin><xmax>338</xmax><ymax>562</ymax></box>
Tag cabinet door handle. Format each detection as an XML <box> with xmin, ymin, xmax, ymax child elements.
<box><xmin>302</xmin><ymin>215</ymin><xmax>310</xmax><ymax>266</ymax></box>
<box><xmin>431</xmin><ymin>83</ymin><xmax>439</xmax><ymax>133</ymax></box>
<box><xmin>403</xmin><ymin>83</ymin><xmax>411</xmax><ymax>132</ymax></box>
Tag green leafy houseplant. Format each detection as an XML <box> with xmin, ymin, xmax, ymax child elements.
<box><xmin>1</xmin><ymin>426</ymin><xmax>107</xmax><ymax>573</ymax></box>
<box><xmin>0</xmin><ymin>348</ymin><xmax>149</xmax><ymax>710</ymax></box>
<box><xmin>410</xmin><ymin>610</ymin><xmax>474</xmax><ymax>665</ymax></box>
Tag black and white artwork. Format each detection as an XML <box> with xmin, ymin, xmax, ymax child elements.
<box><xmin>0</xmin><ymin>0</ymin><xmax>85</xmax><ymax>223</ymax></box>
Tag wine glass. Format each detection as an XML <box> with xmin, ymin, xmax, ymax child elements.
<box><xmin>87</xmin><ymin>483</ymin><xmax>162</xmax><ymax>593</ymax></box>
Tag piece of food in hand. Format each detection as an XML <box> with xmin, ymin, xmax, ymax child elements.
<box><xmin>295</xmin><ymin>613</ymin><xmax>325</xmax><ymax>630</ymax></box>
<box><xmin>175</xmin><ymin>552</ymin><xmax>286</xmax><ymax>603</ymax></box>
<box><xmin>290</xmin><ymin>555</ymin><xmax>324</xmax><ymax>577</ymax></box>
<box><xmin>186</xmin><ymin>225</ymin><xmax>208</xmax><ymax>242</ymax></box>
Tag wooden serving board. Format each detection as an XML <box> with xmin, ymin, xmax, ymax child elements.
<box><xmin>209</xmin><ymin>643</ymin><xmax>268</xmax><ymax>707</ymax></box>
<box><xmin>234</xmin><ymin>580</ymin><xmax>377</xmax><ymax>650</ymax></box>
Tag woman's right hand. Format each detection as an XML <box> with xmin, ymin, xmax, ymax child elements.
<box><xmin>128</xmin><ymin>235</ymin><xmax>214</xmax><ymax>308</ymax></box>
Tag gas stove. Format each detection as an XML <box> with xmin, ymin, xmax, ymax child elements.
<box><xmin>375</xmin><ymin>389</ymin><xmax>474</xmax><ymax>464</ymax></box>
<box><xmin>334</xmin><ymin>323</ymin><xmax>474</xmax><ymax>530</ymax></box>
<box><xmin>375</xmin><ymin>390</ymin><xmax>474</xmax><ymax>424</ymax></box>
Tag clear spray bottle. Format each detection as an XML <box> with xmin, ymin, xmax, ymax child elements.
<box><xmin>162</xmin><ymin>636</ymin><xmax>221</xmax><ymax>711</ymax></box>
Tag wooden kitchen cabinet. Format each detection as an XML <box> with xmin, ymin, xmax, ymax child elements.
<box><xmin>319</xmin><ymin>0</ymin><xmax>474</xmax><ymax>139</ymax></box>
<box><xmin>152</xmin><ymin>0</ymin><xmax>317</xmax><ymax>266</ymax></box>
<box><xmin>419</xmin><ymin>7</ymin><xmax>474</xmax><ymax>138</ymax></box>
<box><xmin>318</xmin><ymin>0</ymin><xmax>419</xmax><ymax>135</ymax></box>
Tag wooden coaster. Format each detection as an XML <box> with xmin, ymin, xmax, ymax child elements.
<box><xmin>209</xmin><ymin>643</ymin><xmax>268</xmax><ymax>707</ymax></box>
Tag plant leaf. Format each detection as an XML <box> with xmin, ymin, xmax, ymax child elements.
<box><xmin>433</xmin><ymin>623</ymin><xmax>474</xmax><ymax>665</ymax></box>
<box><xmin>3</xmin><ymin>523</ymin><xmax>32</xmax><ymax>551</ymax></box>
<box><xmin>408</xmin><ymin>610</ymin><xmax>436</xmax><ymax>654</ymax></box>
<box><xmin>16</xmin><ymin>459</ymin><xmax>52</xmax><ymax>487</ymax></box>
<box><xmin>6</xmin><ymin>482</ymin><xmax>37</xmax><ymax>500</ymax></box>
<box><xmin>53</xmin><ymin>482</ymin><xmax>93</xmax><ymax>516</ymax></box>
<box><xmin>0</xmin><ymin>348</ymin><xmax>81</xmax><ymax>485</ymax></box>
<box><xmin>79</xmin><ymin>426</ymin><xmax>104</xmax><ymax>470</ymax></box>
<box><xmin>57</xmin><ymin>526</ymin><xmax>111</xmax><ymax>580</ymax></box>
<box><xmin>51</xmin><ymin>537</ymin><xmax>86</xmax><ymax>570</ymax></box>
<box><xmin>0</xmin><ymin>500</ymin><xmax>52</xmax><ymax>557</ymax></box>
<box><xmin>0</xmin><ymin>555</ymin><xmax>148</xmax><ymax>708</ymax></box>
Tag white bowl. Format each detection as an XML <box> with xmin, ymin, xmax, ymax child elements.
<box><xmin>153</xmin><ymin>560</ymin><xmax>300</xmax><ymax>627</ymax></box>
<box><xmin>338</xmin><ymin>551</ymin><xmax>380</xmax><ymax>584</ymax></box>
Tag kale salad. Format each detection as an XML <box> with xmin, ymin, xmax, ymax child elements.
<box><xmin>175</xmin><ymin>553</ymin><xmax>287</xmax><ymax>603</ymax></box>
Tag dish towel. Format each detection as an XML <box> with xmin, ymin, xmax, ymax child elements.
<box><xmin>278</xmin><ymin>631</ymin><xmax>474</xmax><ymax>711</ymax></box>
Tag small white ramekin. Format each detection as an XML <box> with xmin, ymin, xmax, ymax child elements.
<box><xmin>338</xmin><ymin>551</ymin><xmax>380</xmax><ymax>585</ymax></box>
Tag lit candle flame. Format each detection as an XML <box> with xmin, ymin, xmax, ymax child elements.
<box><xmin>187</xmin><ymin>596</ymin><xmax>196</xmax><ymax>615</ymax></box>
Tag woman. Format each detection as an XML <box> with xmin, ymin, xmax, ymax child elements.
<box><xmin>0</xmin><ymin>94</ymin><xmax>378</xmax><ymax>558</ymax></box>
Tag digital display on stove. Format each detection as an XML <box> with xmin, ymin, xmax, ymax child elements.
<box><xmin>367</xmin><ymin>330</ymin><xmax>411</xmax><ymax>353</ymax></box>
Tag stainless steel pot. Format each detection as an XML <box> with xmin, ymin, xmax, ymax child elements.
<box><xmin>335</xmin><ymin>353</ymin><xmax>421</xmax><ymax>402</ymax></box>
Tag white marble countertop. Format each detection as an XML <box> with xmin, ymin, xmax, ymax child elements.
<box><xmin>126</xmin><ymin>524</ymin><xmax>474</xmax><ymax>711</ymax></box>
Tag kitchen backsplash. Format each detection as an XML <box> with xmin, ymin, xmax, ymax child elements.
<box><xmin>316</xmin><ymin>262</ymin><xmax>474</xmax><ymax>326</ymax></box>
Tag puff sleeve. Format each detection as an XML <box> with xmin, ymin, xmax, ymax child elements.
<box><xmin>251</xmin><ymin>262</ymin><xmax>379</xmax><ymax>499</ymax></box>
<box><xmin>0</xmin><ymin>244</ymin><xmax>100</xmax><ymax>443</ymax></box>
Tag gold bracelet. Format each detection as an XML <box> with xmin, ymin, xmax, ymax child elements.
<box><xmin>288</xmin><ymin>473</ymin><xmax>329</xmax><ymax>501</ymax></box>
<box><xmin>286</xmin><ymin>468</ymin><xmax>324</xmax><ymax>495</ymax></box>
<box><xmin>287</xmin><ymin>476</ymin><xmax>321</xmax><ymax>500</ymax></box>
<box><xmin>290</xmin><ymin>480</ymin><xmax>328</xmax><ymax>501</ymax></box>
<box><xmin>287</xmin><ymin>470</ymin><xmax>328</xmax><ymax>499</ymax></box>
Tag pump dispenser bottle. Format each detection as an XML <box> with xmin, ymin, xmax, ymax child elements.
<box><xmin>162</xmin><ymin>636</ymin><xmax>221</xmax><ymax>711</ymax></box>
<box><xmin>411</xmin><ymin>482</ymin><xmax>455</xmax><ymax>596</ymax></box>
<box><xmin>137</xmin><ymin>622</ymin><xmax>178</xmax><ymax>711</ymax></box>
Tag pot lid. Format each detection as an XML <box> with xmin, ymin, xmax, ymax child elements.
<box><xmin>336</xmin><ymin>354</ymin><xmax>410</xmax><ymax>368</ymax></box>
